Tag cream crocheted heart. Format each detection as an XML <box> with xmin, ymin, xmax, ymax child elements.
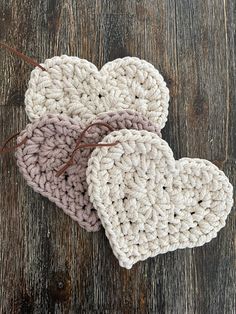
<box><xmin>25</xmin><ymin>56</ymin><xmax>169</xmax><ymax>129</ymax></box>
<box><xmin>87</xmin><ymin>129</ymin><xmax>233</xmax><ymax>269</ymax></box>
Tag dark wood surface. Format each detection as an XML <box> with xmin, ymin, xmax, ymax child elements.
<box><xmin>0</xmin><ymin>1</ymin><xmax>235</xmax><ymax>313</ymax></box>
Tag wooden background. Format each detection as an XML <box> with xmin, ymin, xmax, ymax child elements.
<box><xmin>0</xmin><ymin>0</ymin><xmax>235</xmax><ymax>313</ymax></box>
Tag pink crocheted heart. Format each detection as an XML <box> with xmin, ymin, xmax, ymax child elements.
<box><xmin>16</xmin><ymin>110</ymin><xmax>161</xmax><ymax>232</ymax></box>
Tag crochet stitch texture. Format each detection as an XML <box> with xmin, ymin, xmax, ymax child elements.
<box><xmin>16</xmin><ymin>111</ymin><xmax>161</xmax><ymax>232</ymax></box>
<box><xmin>87</xmin><ymin>129</ymin><xmax>233</xmax><ymax>268</ymax></box>
<box><xmin>25</xmin><ymin>56</ymin><xmax>169</xmax><ymax>129</ymax></box>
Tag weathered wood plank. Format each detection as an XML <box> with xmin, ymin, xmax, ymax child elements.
<box><xmin>0</xmin><ymin>0</ymin><xmax>235</xmax><ymax>313</ymax></box>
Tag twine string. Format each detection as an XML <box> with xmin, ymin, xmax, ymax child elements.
<box><xmin>0</xmin><ymin>132</ymin><xmax>27</xmax><ymax>154</ymax></box>
<box><xmin>56</xmin><ymin>122</ymin><xmax>118</xmax><ymax>177</ymax></box>
<box><xmin>0</xmin><ymin>122</ymin><xmax>118</xmax><ymax>172</ymax></box>
<box><xmin>0</xmin><ymin>42</ymin><xmax>47</xmax><ymax>71</ymax></box>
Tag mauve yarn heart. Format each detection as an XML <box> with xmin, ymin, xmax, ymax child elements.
<box><xmin>16</xmin><ymin>110</ymin><xmax>161</xmax><ymax>232</ymax></box>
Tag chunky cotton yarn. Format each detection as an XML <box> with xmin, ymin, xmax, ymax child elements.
<box><xmin>25</xmin><ymin>56</ymin><xmax>169</xmax><ymax>129</ymax></box>
<box><xmin>87</xmin><ymin>129</ymin><xmax>233</xmax><ymax>268</ymax></box>
<box><xmin>16</xmin><ymin>111</ymin><xmax>161</xmax><ymax>232</ymax></box>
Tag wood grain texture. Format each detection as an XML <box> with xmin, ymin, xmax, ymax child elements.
<box><xmin>0</xmin><ymin>0</ymin><xmax>235</xmax><ymax>313</ymax></box>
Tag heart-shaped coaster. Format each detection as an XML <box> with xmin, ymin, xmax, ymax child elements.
<box><xmin>25</xmin><ymin>56</ymin><xmax>169</xmax><ymax>129</ymax></box>
<box><xmin>16</xmin><ymin>111</ymin><xmax>161</xmax><ymax>232</ymax></box>
<box><xmin>87</xmin><ymin>129</ymin><xmax>233</xmax><ymax>268</ymax></box>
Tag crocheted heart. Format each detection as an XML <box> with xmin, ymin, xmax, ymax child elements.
<box><xmin>87</xmin><ymin>129</ymin><xmax>233</xmax><ymax>268</ymax></box>
<box><xmin>16</xmin><ymin>111</ymin><xmax>161</xmax><ymax>232</ymax></box>
<box><xmin>25</xmin><ymin>56</ymin><xmax>169</xmax><ymax>129</ymax></box>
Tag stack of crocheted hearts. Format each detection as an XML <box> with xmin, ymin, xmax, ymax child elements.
<box><xmin>16</xmin><ymin>111</ymin><xmax>161</xmax><ymax>232</ymax></box>
<box><xmin>9</xmin><ymin>56</ymin><xmax>233</xmax><ymax>268</ymax></box>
